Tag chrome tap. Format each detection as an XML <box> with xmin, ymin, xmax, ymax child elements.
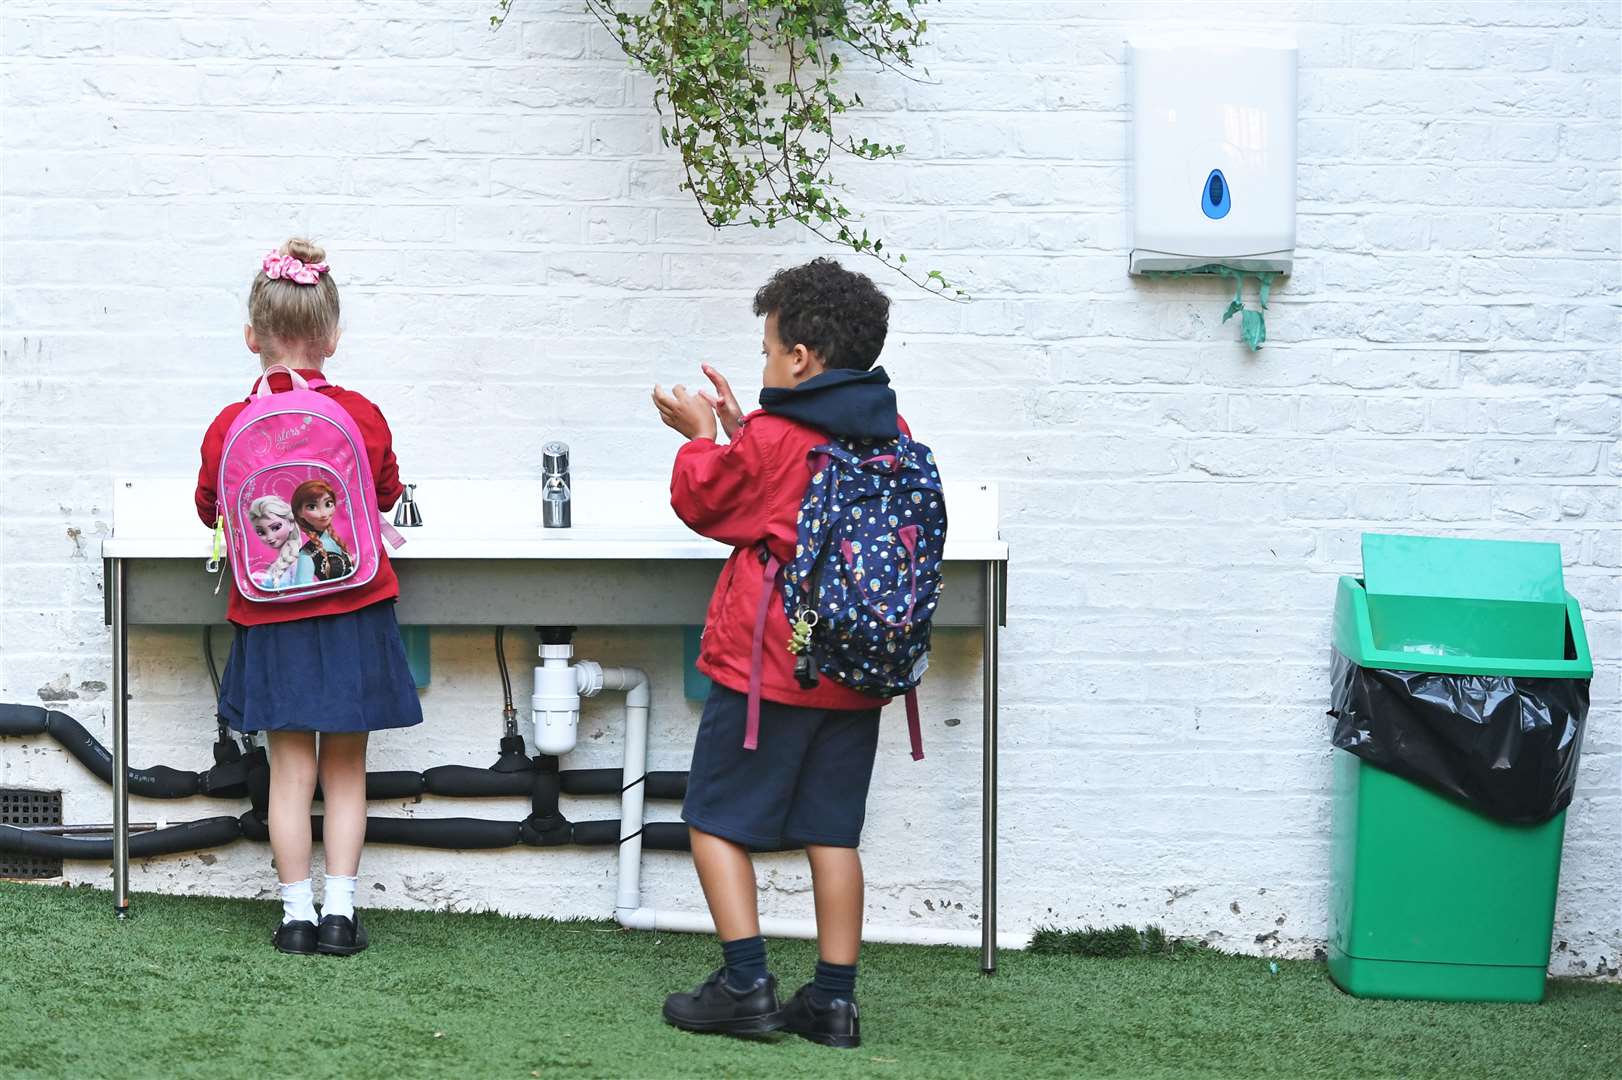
<box><xmin>394</xmin><ymin>483</ymin><xmax>423</xmax><ymax>527</ymax></box>
<box><xmin>542</xmin><ymin>442</ymin><xmax>571</xmax><ymax>529</ymax></box>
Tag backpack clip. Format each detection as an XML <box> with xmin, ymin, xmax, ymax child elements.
<box><xmin>207</xmin><ymin>517</ymin><xmax>226</xmax><ymax>594</ymax></box>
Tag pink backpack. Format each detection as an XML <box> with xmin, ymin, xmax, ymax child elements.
<box><xmin>214</xmin><ymin>364</ymin><xmax>401</xmax><ymax>604</ymax></box>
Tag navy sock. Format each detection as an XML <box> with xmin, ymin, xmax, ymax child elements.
<box><xmin>810</xmin><ymin>959</ymin><xmax>857</xmax><ymax>1006</ymax></box>
<box><xmin>721</xmin><ymin>935</ymin><xmax>768</xmax><ymax>992</ymax></box>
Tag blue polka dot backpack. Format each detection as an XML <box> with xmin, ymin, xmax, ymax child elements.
<box><xmin>775</xmin><ymin>433</ymin><xmax>948</xmax><ymax>760</ymax></box>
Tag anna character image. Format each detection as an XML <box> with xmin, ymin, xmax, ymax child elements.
<box><xmin>291</xmin><ymin>478</ymin><xmax>355</xmax><ymax>582</ymax></box>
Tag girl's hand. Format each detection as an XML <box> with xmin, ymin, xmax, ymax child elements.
<box><xmin>698</xmin><ymin>364</ymin><xmax>745</xmax><ymax>441</ymax></box>
<box><xmin>652</xmin><ymin>383</ymin><xmax>718</xmax><ymax>442</ymax></box>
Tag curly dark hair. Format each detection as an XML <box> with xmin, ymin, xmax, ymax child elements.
<box><xmin>752</xmin><ymin>257</ymin><xmax>891</xmax><ymax>371</ymax></box>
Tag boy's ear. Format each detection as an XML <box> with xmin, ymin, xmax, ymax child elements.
<box><xmin>792</xmin><ymin>343</ymin><xmax>823</xmax><ymax>379</ymax></box>
<box><xmin>244</xmin><ymin>324</ymin><xmax>261</xmax><ymax>355</ymax></box>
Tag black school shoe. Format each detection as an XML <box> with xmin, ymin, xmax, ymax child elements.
<box><xmin>779</xmin><ymin>983</ymin><xmax>861</xmax><ymax>1049</ymax></box>
<box><xmin>662</xmin><ymin>968</ymin><xmax>784</xmax><ymax>1037</ymax></box>
<box><xmin>272</xmin><ymin>919</ymin><xmax>318</xmax><ymax>955</ymax></box>
<box><xmin>316</xmin><ymin>913</ymin><xmax>369</xmax><ymax>956</ymax></box>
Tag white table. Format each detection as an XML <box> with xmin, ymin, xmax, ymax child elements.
<box><xmin>103</xmin><ymin>478</ymin><xmax>1010</xmax><ymax>969</ymax></box>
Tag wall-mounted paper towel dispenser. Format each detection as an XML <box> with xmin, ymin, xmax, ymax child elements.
<box><xmin>1128</xmin><ymin>37</ymin><xmax>1298</xmax><ymax>276</ymax></box>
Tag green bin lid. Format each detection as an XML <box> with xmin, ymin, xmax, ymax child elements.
<box><xmin>1361</xmin><ymin>533</ymin><xmax>1568</xmax><ymax>661</ymax></box>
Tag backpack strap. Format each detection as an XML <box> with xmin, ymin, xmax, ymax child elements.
<box><xmin>253</xmin><ymin>367</ymin><xmax>330</xmax><ymax>395</ymax></box>
<box><xmin>746</xmin><ymin>542</ymin><xmax>925</xmax><ymax>761</ymax></box>
<box><xmin>254</xmin><ymin>364</ymin><xmax>307</xmax><ymax>396</ymax></box>
<box><xmin>744</xmin><ymin>548</ymin><xmax>782</xmax><ymax>752</ymax></box>
<box><xmin>904</xmin><ymin>689</ymin><xmax>924</xmax><ymax>761</ymax></box>
<box><xmin>379</xmin><ymin>518</ymin><xmax>406</xmax><ymax>549</ymax></box>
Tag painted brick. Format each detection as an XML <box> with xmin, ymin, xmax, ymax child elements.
<box><xmin>0</xmin><ymin>0</ymin><xmax>1615</xmax><ymax>976</ymax></box>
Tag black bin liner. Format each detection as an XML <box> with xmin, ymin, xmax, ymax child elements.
<box><xmin>1328</xmin><ymin>650</ymin><xmax>1589</xmax><ymax>825</ymax></box>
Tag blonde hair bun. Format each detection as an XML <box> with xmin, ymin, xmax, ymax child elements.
<box><xmin>282</xmin><ymin>237</ymin><xmax>327</xmax><ymax>265</ymax></box>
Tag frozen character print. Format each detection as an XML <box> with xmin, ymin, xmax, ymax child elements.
<box><xmin>292</xmin><ymin>478</ymin><xmax>355</xmax><ymax>582</ymax></box>
<box><xmin>248</xmin><ymin>496</ymin><xmax>315</xmax><ymax>590</ymax></box>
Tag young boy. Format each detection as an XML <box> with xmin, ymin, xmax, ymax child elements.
<box><xmin>651</xmin><ymin>258</ymin><xmax>910</xmax><ymax>1050</ymax></box>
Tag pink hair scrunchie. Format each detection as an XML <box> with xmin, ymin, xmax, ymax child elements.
<box><xmin>262</xmin><ymin>250</ymin><xmax>329</xmax><ymax>285</ymax></box>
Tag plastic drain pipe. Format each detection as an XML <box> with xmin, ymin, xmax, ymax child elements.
<box><xmin>608</xmin><ymin>679</ymin><xmax>1027</xmax><ymax>951</ymax></box>
<box><xmin>589</xmin><ymin>666</ymin><xmax>651</xmax><ymax>920</ymax></box>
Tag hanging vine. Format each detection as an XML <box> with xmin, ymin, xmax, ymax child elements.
<box><xmin>493</xmin><ymin>1</ymin><xmax>957</xmax><ymax>296</ymax></box>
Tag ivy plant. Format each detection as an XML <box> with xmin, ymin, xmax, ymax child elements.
<box><xmin>493</xmin><ymin>0</ymin><xmax>957</xmax><ymax>296</ymax></box>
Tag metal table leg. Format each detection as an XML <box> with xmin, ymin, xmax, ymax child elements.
<box><xmin>981</xmin><ymin>559</ymin><xmax>1002</xmax><ymax>974</ymax></box>
<box><xmin>109</xmin><ymin>557</ymin><xmax>130</xmax><ymax>918</ymax></box>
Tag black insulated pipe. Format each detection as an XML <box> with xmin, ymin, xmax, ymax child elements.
<box><xmin>0</xmin><ymin>703</ymin><xmax>48</xmax><ymax>737</ymax></box>
<box><xmin>1</xmin><ymin>704</ymin><xmax>687</xmax><ymax>803</ymax></box>
<box><xmin>1</xmin><ymin>701</ymin><xmax>695</xmax><ymax>857</ymax></box>
<box><xmin>422</xmin><ymin>765</ymin><xmax>531</xmax><ymax>798</ymax></box>
<box><xmin>521</xmin><ymin>811</ymin><xmax>574</xmax><ymax>847</ymax></box>
<box><xmin>230</xmin><ymin>812</ymin><xmax>691</xmax><ymax>852</ymax></box>
<box><xmin>368</xmin><ymin>816</ymin><xmax>524</xmax><ymax>849</ymax></box>
<box><xmin>531</xmin><ymin>772</ymin><xmax>561</xmax><ymax>817</ymax></box>
<box><xmin>200</xmin><ymin>758</ymin><xmax>254</xmax><ymax>801</ymax></box>
<box><xmin>561</xmin><ymin>769</ymin><xmax>687</xmax><ymax>801</ymax></box>
<box><xmin>365</xmin><ymin>771</ymin><xmax>429</xmax><ymax>800</ymax></box>
<box><xmin>238</xmin><ymin>812</ymin><xmax>525</xmax><ymax>849</ymax></box>
<box><xmin>0</xmin><ymin>704</ymin><xmax>200</xmax><ymax>798</ymax></box>
<box><xmin>572</xmin><ymin>819</ymin><xmax>691</xmax><ymax>851</ymax></box>
<box><xmin>0</xmin><ymin>816</ymin><xmax>242</xmax><ymax>859</ymax></box>
<box><xmin>0</xmin><ymin>812</ymin><xmax>694</xmax><ymax>859</ymax></box>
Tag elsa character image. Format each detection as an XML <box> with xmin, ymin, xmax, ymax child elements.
<box><xmin>248</xmin><ymin>495</ymin><xmax>315</xmax><ymax>590</ymax></box>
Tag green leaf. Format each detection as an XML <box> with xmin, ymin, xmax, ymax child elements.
<box><xmin>581</xmin><ymin>0</ymin><xmax>957</xmax><ymax>299</ymax></box>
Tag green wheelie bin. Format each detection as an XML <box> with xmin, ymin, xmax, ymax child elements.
<box><xmin>1327</xmin><ymin>533</ymin><xmax>1592</xmax><ymax>1003</ymax></box>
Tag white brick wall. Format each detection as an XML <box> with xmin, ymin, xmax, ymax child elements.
<box><xmin>2</xmin><ymin>1</ymin><xmax>1617</xmax><ymax>974</ymax></box>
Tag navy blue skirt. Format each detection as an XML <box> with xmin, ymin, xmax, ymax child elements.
<box><xmin>218</xmin><ymin>601</ymin><xmax>423</xmax><ymax>734</ymax></box>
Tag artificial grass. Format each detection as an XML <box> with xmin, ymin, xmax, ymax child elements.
<box><xmin>1</xmin><ymin>882</ymin><xmax>1617</xmax><ymax>1080</ymax></box>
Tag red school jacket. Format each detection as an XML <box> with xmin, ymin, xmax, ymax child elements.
<box><xmin>671</xmin><ymin>409</ymin><xmax>913</xmax><ymax>712</ymax></box>
<box><xmin>195</xmin><ymin>368</ymin><xmax>405</xmax><ymax>627</ymax></box>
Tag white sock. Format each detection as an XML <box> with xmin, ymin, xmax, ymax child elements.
<box><xmin>279</xmin><ymin>878</ymin><xmax>317</xmax><ymax>925</ymax></box>
<box><xmin>322</xmin><ymin>874</ymin><xmax>358</xmax><ymax>922</ymax></box>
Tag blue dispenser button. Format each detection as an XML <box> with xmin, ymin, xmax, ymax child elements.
<box><xmin>1202</xmin><ymin>168</ymin><xmax>1231</xmax><ymax>220</ymax></box>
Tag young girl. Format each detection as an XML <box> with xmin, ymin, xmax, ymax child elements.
<box><xmin>248</xmin><ymin>495</ymin><xmax>314</xmax><ymax>590</ymax></box>
<box><xmin>291</xmin><ymin>478</ymin><xmax>355</xmax><ymax>582</ymax></box>
<box><xmin>194</xmin><ymin>238</ymin><xmax>420</xmax><ymax>956</ymax></box>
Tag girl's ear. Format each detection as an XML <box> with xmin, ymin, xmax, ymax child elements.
<box><xmin>244</xmin><ymin>324</ymin><xmax>261</xmax><ymax>355</ymax></box>
<box><xmin>325</xmin><ymin>327</ymin><xmax>343</xmax><ymax>357</ymax></box>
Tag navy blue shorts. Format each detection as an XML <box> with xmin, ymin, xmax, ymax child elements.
<box><xmin>218</xmin><ymin>600</ymin><xmax>423</xmax><ymax>735</ymax></box>
<box><xmin>682</xmin><ymin>685</ymin><xmax>881</xmax><ymax>850</ymax></box>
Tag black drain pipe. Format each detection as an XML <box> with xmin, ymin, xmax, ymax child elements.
<box><xmin>0</xmin><ymin>814</ymin><xmax>692</xmax><ymax>861</ymax></box>
<box><xmin>0</xmin><ymin>817</ymin><xmax>243</xmax><ymax>859</ymax></box>
<box><xmin>0</xmin><ymin>703</ymin><xmax>688</xmax><ymax>803</ymax></box>
<box><xmin>0</xmin><ymin>702</ymin><xmax>692</xmax><ymax>859</ymax></box>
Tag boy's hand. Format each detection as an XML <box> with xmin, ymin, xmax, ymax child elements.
<box><xmin>652</xmin><ymin>383</ymin><xmax>718</xmax><ymax>442</ymax></box>
<box><xmin>698</xmin><ymin>364</ymin><xmax>745</xmax><ymax>441</ymax></box>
